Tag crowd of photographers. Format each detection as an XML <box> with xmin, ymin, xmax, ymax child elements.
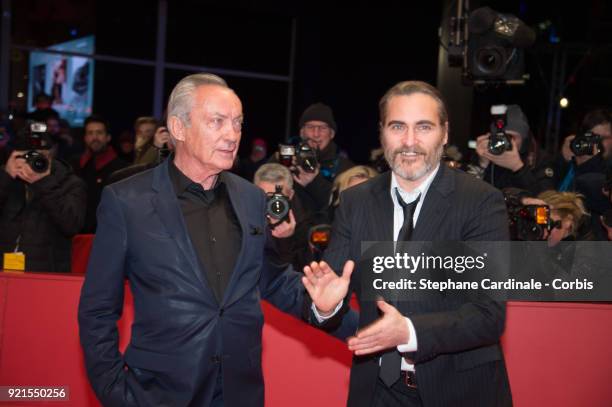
<box><xmin>0</xmin><ymin>93</ymin><xmax>611</xmax><ymax>274</ymax></box>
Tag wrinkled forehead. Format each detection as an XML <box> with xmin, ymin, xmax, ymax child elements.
<box><xmin>193</xmin><ymin>85</ymin><xmax>242</xmax><ymax>115</ymax></box>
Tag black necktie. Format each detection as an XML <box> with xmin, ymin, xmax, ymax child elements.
<box><xmin>379</xmin><ymin>189</ymin><xmax>421</xmax><ymax>387</ymax></box>
<box><xmin>396</xmin><ymin>190</ymin><xmax>421</xmax><ymax>243</ymax></box>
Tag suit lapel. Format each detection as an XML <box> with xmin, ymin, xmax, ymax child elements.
<box><xmin>412</xmin><ymin>164</ymin><xmax>454</xmax><ymax>240</ymax></box>
<box><xmin>370</xmin><ymin>172</ymin><xmax>394</xmax><ymax>242</ymax></box>
<box><xmin>150</xmin><ymin>161</ymin><xmax>217</xmax><ymax>303</ymax></box>
<box><xmin>218</xmin><ymin>173</ymin><xmax>248</xmax><ymax>307</ymax></box>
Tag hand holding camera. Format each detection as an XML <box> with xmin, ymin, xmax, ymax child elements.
<box><xmin>5</xmin><ymin>150</ymin><xmax>51</xmax><ymax>183</ymax></box>
<box><xmin>562</xmin><ymin>133</ymin><xmax>600</xmax><ymax>165</ymax></box>
<box><xmin>475</xmin><ymin>133</ymin><xmax>523</xmax><ymax>171</ymax></box>
<box><xmin>153</xmin><ymin>126</ymin><xmax>171</xmax><ymax>149</ymax></box>
<box><xmin>278</xmin><ymin>142</ymin><xmax>320</xmax><ymax>187</ymax></box>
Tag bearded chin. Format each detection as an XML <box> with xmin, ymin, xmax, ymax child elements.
<box><xmin>386</xmin><ymin>146</ymin><xmax>443</xmax><ymax>182</ymax></box>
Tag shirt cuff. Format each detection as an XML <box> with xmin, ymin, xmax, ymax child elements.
<box><xmin>311</xmin><ymin>300</ymin><xmax>343</xmax><ymax>323</ymax></box>
<box><xmin>396</xmin><ymin>317</ymin><xmax>417</xmax><ymax>353</ymax></box>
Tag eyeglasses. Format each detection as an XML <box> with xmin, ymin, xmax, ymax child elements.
<box><xmin>303</xmin><ymin>124</ymin><xmax>331</xmax><ymax>132</ymax></box>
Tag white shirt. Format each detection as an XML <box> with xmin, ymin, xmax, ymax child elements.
<box><xmin>313</xmin><ymin>165</ymin><xmax>441</xmax><ymax>373</ymax></box>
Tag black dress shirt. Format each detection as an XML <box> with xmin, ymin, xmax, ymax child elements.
<box><xmin>169</xmin><ymin>159</ymin><xmax>242</xmax><ymax>302</ymax></box>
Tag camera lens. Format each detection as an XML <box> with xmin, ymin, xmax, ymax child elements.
<box><xmin>266</xmin><ymin>194</ymin><xmax>290</xmax><ymax>221</ymax></box>
<box><xmin>477</xmin><ymin>47</ymin><xmax>504</xmax><ymax>75</ymax></box>
<box><xmin>24</xmin><ymin>151</ymin><xmax>49</xmax><ymax>173</ymax></box>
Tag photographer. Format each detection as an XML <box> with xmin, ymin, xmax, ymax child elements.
<box><xmin>0</xmin><ymin>123</ymin><xmax>86</xmax><ymax>272</ymax></box>
<box><xmin>106</xmin><ymin>126</ymin><xmax>173</xmax><ymax>185</ymax></box>
<box><xmin>272</xmin><ymin>103</ymin><xmax>355</xmax><ymax>213</ymax></box>
<box><xmin>558</xmin><ymin>109</ymin><xmax>612</xmax><ymax>187</ymax></box>
<box><xmin>254</xmin><ymin>163</ymin><xmax>317</xmax><ymax>271</ymax></box>
<box><xmin>133</xmin><ymin>116</ymin><xmax>163</xmax><ymax>165</ymax></box>
<box><xmin>556</xmin><ymin>109</ymin><xmax>612</xmax><ymax>239</ymax></box>
<box><xmin>471</xmin><ymin>104</ymin><xmax>555</xmax><ymax>195</ymax></box>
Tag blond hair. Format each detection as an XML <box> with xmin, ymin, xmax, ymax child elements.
<box><xmin>331</xmin><ymin>166</ymin><xmax>379</xmax><ymax>207</ymax></box>
<box><xmin>537</xmin><ymin>191</ymin><xmax>589</xmax><ymax>236</ymax></box>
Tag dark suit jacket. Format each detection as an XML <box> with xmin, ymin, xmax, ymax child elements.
<box><xmin>322</xmin><ymin>165</ymin><xmax>513</xmax><ymax>407</ymax></box>
<box><xmin>78</xmin><ymin>159</ymin><xmax>305</xmax><ymax>407</ymax></box>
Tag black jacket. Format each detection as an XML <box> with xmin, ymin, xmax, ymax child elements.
<box><xmin>321</xmin><ymin>166</ymin><xmax>512</xmax><ymax>407</ymax></box>
<box><xmin>270</xmin><ymin>141</ymin><xmax>355</xmax><ymax>213</ymax></box>
<box><xmin>71</xmin><ymin>147</ymin><xmax>128</xmax><ymax>233</ymax></box>
<box><xmin>0</xmin><ymin>158</ymin><xmax>86</xmax><ymax>272</ymax></box>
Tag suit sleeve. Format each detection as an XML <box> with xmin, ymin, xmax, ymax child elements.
<box><xmin>77</xmin><ymin>186</ymin><xmax>134</xmax><ymax>407</ymax></box>
<box><xmin>410</xmin><ymin>188</ymin><xmax>509</xmax><ymax>364</ymax></box>
<box><xmin>316</xmin><ymin>189</ymin><xmax>360</xmax><ymax>340</ymax></box>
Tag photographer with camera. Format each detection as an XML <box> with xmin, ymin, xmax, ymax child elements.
<box><xmin>471</xmin><ymin>104</ymin><xmax>555</xmax><ymax>195</ymax></box>
<box><xmin>559</xmin><ymin>109</ymin><xmax>612</xmax><ymax>184</ymax></box>
<box><xmin>254</xmin><ymin>163</ymin><xmax>318</xmax><ymax>271</ymax></box>
<box><xmin>556</xmin><ymin>109</ymin><xmax>612</xmax><ymax>239</ymax></box>
<box><xmin>272</xmin><ymin>103</ymin><xmax>355</xmax><ymax>213</ymax></box>
<box><xmin>0</xmin><ymin>122</ymin><xmax>86</xmax><ymax>272</ymax></box>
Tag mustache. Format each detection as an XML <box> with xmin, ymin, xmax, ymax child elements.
<box><xmin>392</xmin><ymin>147</ymin><xmax>426</xmax><ymax>156</ymax></box>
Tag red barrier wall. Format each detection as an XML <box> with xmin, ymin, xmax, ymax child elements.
<box><xmin>1</xmin><ymin>271</ymin><xmax>611</xmax><ymax>407</ymax></box>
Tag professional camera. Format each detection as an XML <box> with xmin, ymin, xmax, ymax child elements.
<box><xmin>488</xmin><ymin>105</ymin><xmax>512</xmax><ymax>155</ymax></box>
<box><xmin>278</xmin><ymin>142</ymin><xmax>318</xmax><ymax>173</ymax></box>
<box><xmin>508</xmin><ymin>204</ymin><xmax>559</xmax><ymax>241</ymax></box>
<box><xmin>266</xmin><ymin>185</ymin><xmax>291</xmax><ymax>225</ymax></box>
<box><xmin>19</xmin><ymin>150</ymin><xmax>50</xmax><ymax>173</ymax></box>
<box><xmin>570</xmin><ymin>130</ymin><xmax>601</xmax><ymax>157</ymax></box>
<box><xmin>504</xmin><ymin>190</ymin><xmax>560</xmax><ymax>240</ymax></box>
<box><xmin>295</xmin><ymin>142</ymin><xmax>318</xmax><ymax>173</ymax></box>
<box><xmin>15</xmin><ymin>122</ymin><xmax>52</xmax><ymax>173</ymax></box>
<box><xmin>278</xmin><ymin>144</ymin><xmax>296</xmax><ymax>168</ymax></box>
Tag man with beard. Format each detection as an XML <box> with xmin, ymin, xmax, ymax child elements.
<box><xmin>304</xmin><ymin>81</ymin><xmax>512</xmax><ymax>406</ymax></box>
<box><xmin>71</xmin><ymin>115</ymin><xmax>127</xmax><ymax>232</ymax></box>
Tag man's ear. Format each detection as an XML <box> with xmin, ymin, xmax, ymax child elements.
<box><xmin>168</xmin><ymin>116</ymin><xmax>185</xmax><ymax>142</ymax></box>
<box><xmin>330</xmin><ymin>130</ymin><xmax>335</xmax><ymax>140</ymax></box>
<box><xmin>443</xmin><ymin>121</ymin><xmax>449</xmax><ymax>145</ymax></box>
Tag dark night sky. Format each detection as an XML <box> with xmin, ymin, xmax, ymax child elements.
<box><xmin>6</xmin><ymin>0</ymin><xmax>612</xmax><ymax>163</ymax></box>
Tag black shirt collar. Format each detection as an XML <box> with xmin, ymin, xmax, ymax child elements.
<box><xmin>168</xmin><ymin>155</ymin><xmax>224</xmax><ymax>198</ymax></box>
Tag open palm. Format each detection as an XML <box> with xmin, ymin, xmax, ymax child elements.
<box><xmin>302</xmin><ymin>260</ymin><xmax>354</xmax><ymax>315</ymax></box>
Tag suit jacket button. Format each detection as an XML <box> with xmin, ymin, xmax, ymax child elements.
<box><xmin>211</xmin><ymin>355</ymin><xmax>221</xmax><ymax>363</ymax></box>
<box><xmin>219</xmin><ymin>308</ymin><xmax>224</xmax><ymax>317</ymax></box>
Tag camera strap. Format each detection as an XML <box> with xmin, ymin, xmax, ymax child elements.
<box><xmin>558</xmin><ymin>160</ymin><xmax>576</xmax><ymax>192</ymax></box>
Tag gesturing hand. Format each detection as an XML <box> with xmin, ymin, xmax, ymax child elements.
<box><xmin>347</xmin><ymin>300</ymin><xmax>409</xmax><ymax>355</ymax></box>
<box><xmin>302</xmin><ymin>260</ymin><xmax>354</xmax><ymax>316</ymax></box>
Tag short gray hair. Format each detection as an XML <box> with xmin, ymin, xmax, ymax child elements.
<box><xmin>254</xmin><ymin>163</ymin><xmax>293</xmax><ymax>189</ymax></box>
<box><xmin>167</xmin><ymin>73</ymin><xmax>228</xmax><ymax>126</ymax></box>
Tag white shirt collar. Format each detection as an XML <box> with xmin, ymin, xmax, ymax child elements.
<box><xmin>390</xmin><ymin>164</ymin><xmax>440</xmax><ymax>239</ymax></box>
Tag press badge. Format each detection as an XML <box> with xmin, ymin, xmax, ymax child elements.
<box><xmin>3</xmin><ymin>252</ymin><xmax>26</xmax><ymax>271</ymax></box>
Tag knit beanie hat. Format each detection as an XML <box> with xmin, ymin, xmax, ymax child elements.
<box><xmin>299</xmin><ymin>103</ymin><xmax>337</xmax><ymax>131</ymax></box>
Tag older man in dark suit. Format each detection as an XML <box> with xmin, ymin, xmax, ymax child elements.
<box><xmin>78</xmin><ymin>73</ymin><xmax>328</xmax><ymax>407</ymax></box>
<box><xmin>305</xmin><ymin>81</ymin><xmax>512</xmax><ymax>406</ymax></box>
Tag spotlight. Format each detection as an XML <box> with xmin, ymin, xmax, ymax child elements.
<box><xmin>559</xmin><ymin>97</ymin><xmax>569</xmax><ymax>108</ymax></box>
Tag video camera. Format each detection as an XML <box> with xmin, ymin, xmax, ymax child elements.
<box><xmin>266</xmin><ymin>185</ymin><xmax>291</xmax><ymax>227</ymax></box>
<box><xmin>488</xmin><ymin>105</ymin><xmax>513</xmax><ymax>155</ymax></box>
<box><xmin>278</xmin><ymin>142</ymin><xmax>318</xmax><ymax>173</ymax></box>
